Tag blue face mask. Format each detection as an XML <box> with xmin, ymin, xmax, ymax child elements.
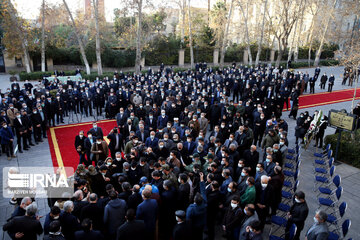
<box><xmin>227</xmin><ymin>188</ymin><xmax>232</xmax><ymax>193</ymax></box>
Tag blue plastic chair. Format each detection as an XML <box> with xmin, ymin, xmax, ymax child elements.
<box><xmin>288</xmin><ymin>145</ymin><xmax>300</xmax><ymax>155</ymax></box>
<box><xmin>269</xmin><ymin>223</ymin><xmax>297</xmax><ymax>240</ymax></box>
<box><xmin>284</xmin><ymin>161</ymin><xmax>301</xmax><ymax>179</ymax></box>
<box><xmin>282</xmin><ymin>181</ymin><xmax>299</xmax><ymax>204</ymax></box>
<box><xmin>314</xmin><ymin>144</ymin><xmax>331</xmax><ymax>158</ymax></box>
<box><xmin>317</xmin><ymin>175</ymin><xmax>341</xmax><ymax>196</ymax></box>
<box><xmin>327</xmin><ymin>219</ymin><xmax>351</xmax><ymax>240</ymax></box>
<box><xmin>314</xmin><ymin>166</ymin><xmax>336</xmax><ymax>191</ymax></box>
<box><xmin>327</xmin><ymin>202</ymin><xmax>347</xmax><ymax>233</ymax></box>
<box><xmin>315</xmin><ymin>158</ymin><xmax>334</xmax><ymax>175</ymax></box>
<box><xmin>318</xmin><ymin>186</ymin><xmax>342</xmax><ymax>211</ymax></box>
<box><xmin>314</xmin><ymin>150</ymin><xmax>333</xmax><ymax>166</ymax></box>
<box><xmin>283</xmin><ymin>170</ymin><xmax>299</xmax><ymax>188</ymax></box>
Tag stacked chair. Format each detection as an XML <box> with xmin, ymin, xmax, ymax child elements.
<box><xmin>312</xmin><ymin>144</ymin><xmax>351</xmax><ymax>240</ymax></box>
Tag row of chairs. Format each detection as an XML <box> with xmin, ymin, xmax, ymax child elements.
<box><xmin>313</xmin><ymin>144</ymin><xmax>351</xmax><ymax>240</ymax></box>
<box><xmin>268</xmin><ymin>145</ymin><xmax>302</xmax><ymax>240</ymax></box>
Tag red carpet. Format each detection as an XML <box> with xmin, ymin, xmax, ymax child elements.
<box><xmin>47</xmin><ymin>88</ymin><xmax>360</xmax><ymax>169</ymax></box>
<box><xmin>284</xmin><ymin>88</ymin><xmax>360</xmax><ymax>110</ymax></box>
<box><xmin>47</xmin><ymin>120</ymin><xmax>117</xmax><ymax>170</ymax></box>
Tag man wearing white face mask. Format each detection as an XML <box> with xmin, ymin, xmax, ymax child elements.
<box><xmin>222</xmin><ymin>195</ymin><xmax>242</xmax><ymax>240</ymax></box>
<box><xmin>44</xmin><ymin>206</ymin><xmax>62</xmax><ymax>235</ymax></box>
<box><xmin>285</xmin><ymin>191</ymin><xmax>309</xmax><ymax>240</ymax></box>
<box><xmin>305</xmin><ymin>210</ymin><xmax>329</xmax><ymax>240</ymax></box>
<box><xmin>255</xmin><ymin>175</ymin><xmax>274</xmax><ymax>229</ymax></box>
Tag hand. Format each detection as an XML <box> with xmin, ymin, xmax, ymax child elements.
<box><xmin>10</xmin><ymin>139</ymin><xmax>13</xmax><ymax>142</ymax></box>
<box><xmin>246</xmin><ymin>226</ymin><xmax>250</xmax><ymax>233</ymax></box>
<box><xmin>105</xmin><ymin>177</ymin><xmax>110</xmax><ymax>181</ymax></box>
<box><xmin>199</xmin><ymin>172</ymin><xmax>204</xmax><ymax>182</ymax></box>
<box><xmin>37</xmin><ymin>124</ymin><xmax>41</xmax><ymax>127</ymax></box>
<box><xmin>98</xmin><ymin>150</ymin><xmax>102</xmax><ymax>153</ymax></box>
<box><xmin>15</xmin><ymin>232</ymin><xmax>24</xmax><ymax>239</ymax></box>
<box><xmin>222</xmin><ymin>225</ymin><xmax>226</xmax><ymax>231</ymax></box>
<box><xmin>36</xmin><ymin>215</ymin><xmax>43</xmax><ymax>221</ymax></box>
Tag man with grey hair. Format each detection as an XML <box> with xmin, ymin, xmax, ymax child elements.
<box><xmin>3</xmin><ymin>202</ymin><xmax>43</xmax><ymax>240</ymax></box>
<box><xmin>10</xmin><ymin>196</ymin><xmax>32</xmax><ymax>218</ymax></box>
<box><xmin>305</xmin><ymin>210</ymin><xmax>329</xmax><ymax>240</ymax></box>
<box><xmin>61</xmin><ymin>200</ymin><xmax>80</xmax><ymax>240</ymax></box>
<box><xmin>80</xmin><ymin>193</ymin><xmax>104</xmax><ymax>231</ymax></box>
<box><xmin>72</xmin><ymin>189</ymin><xmax>89</xmax><ymax>219</ymax></box>
<box><xmin>255</xmin><ymin>175</ymin><xmax>274</xmax><ymax>229</ymax></box>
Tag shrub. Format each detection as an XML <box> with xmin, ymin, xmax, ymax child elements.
<box><xmin>324</xmin><ymin>129</ymin><xmax>360</xmax><ymax>168</ymax></box>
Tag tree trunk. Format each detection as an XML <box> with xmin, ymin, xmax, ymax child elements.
<box><xmin>135</xmin><ymin>0</ymin><xmax>143</xmax><ymax>74</ymax></box>
<box><xmin>294</xmin><ymin>13</ymin><xmax>304</xmax><ymax>62</ymax></box>
<box><xmin>240</xmin><ymin>2</ymin><xmax>252</xmax><ymax>65</ymax></box>
<box><xmin>287</xmin><ymin>16</ymin><xmax>299</xmax><ymax>62</ymax></box>
<box><xmin>208</xmin><ymin>0</ymin><xmax>210</xmax><ymax>25</ymax></box>
<box><xmin>220</xmin><ymin>0</ymin><xmax>234</xmax><ymax>67</ymax></box>
<box><xmin>181</xmin><ymin>0</ymin><xmax>186</xmax><ymax>46</ymax></box>
<box><xmin>255</xmin><ymin>0</ymin><xmax>268</xmax><ymax>66</ymax></box>
<box><xmin>276</xmin><ymin>39</ymin><xmax>282</xmax><ymax>67</ymax></box>
<box><xmin>41</xmin><ymin>0</ymin><xmax>46</xmax><ymax>72</ymax></box>
<box><xmin>93</xmin><ymin>0</ymin><xmax>103</xmax><ymax>75</ymax></box>
<box><xmin>63</xmin><ymin>0</ymin><xmax>90</xmax><ymax>74</ymax></box>
<box><xmin>188</xmin><ymin>0</ymin><xmax>194</xmax><ymax>69</ymax></box>
<box><xmin>314</xmin><ymin>0</ymin><xmax>337</xmax><ymax>67</ymax></box>
<box><xmin>22</xmin><ymin>40</ymin><xmax>32</xmax><ymax>73</ymax></box>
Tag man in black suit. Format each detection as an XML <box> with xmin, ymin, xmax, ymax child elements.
<box><xmin>13</xmin><ymin>111</ymin><xmax>29</xmax><ymax>153</ymax></box>
<box><xmin>80</xmin><ymin>193</ymin><xmax>104</xmax><ymax>232</ymax></box>
<box><xmin>136</xmin><ymin>123</ymin><xmax>149</xmax><ymax>143</ymax></box>
<box><xmin>173</xmin><ymin>210</ymin><xmax>192</xmax><ymax>240</ymax></box>
<box><xmin>255</xmin><ymin>175</ymin><xmax>274</xmax><ymax>229</ymax></box>
<box><xmin>31</xmin><ymin>108</ymin><xmax>42</xmax><ymax>143</ymax></box>
<box><xmin>243</xmin><ymin>145</ymin><xmax>260</xmax><ymax>176</ymax></box>
<box><xmin>37</xmin><ymin>106</ymin><xmax>48</xmax><ymax>139</ymax></box>
<box><xmin>75</xmin><ymin>130</ymin><xmax>86</xmax><ymax>165</ymax></box>
<box><xmin>89</xmin><ymin>122</ymin><xmax>103</xmax><ymax>139</ymax></box>
<box><xmin>107</xmin><ymin>128</ymin><xmax>123</xmax><ymax>159</ymax></box>
<box><xmin>21</xmin><ymin>110</ymin><xmax>35</xmax><ymax>147</ymax></box>
<box><xmin>74</xmin><ymin>218</ymin><xmax>104</xmax><ymax>240</ymax></box>
<box><xmin>145</xmin><ymin>112</ymin><xmax>157</xmax><ymax>132</ymax></box>
<box><xmin>3</xmin><ymin>202</ymin><xmax>43</xmax><ymax>240</ymax></box>
<box><xmin>116</xmin><ymin>107</ymin><xmax>128</xmax><ymax>129</ymax></box>
<box><xmin>116</xmin><ymin>209</ymin><xmax>146</xmax><ymax>240</ymax></box>
<box><xmin>45</xmin><ymin>96</ymin><xmax>56</xmax><ymax>127</ymax></box>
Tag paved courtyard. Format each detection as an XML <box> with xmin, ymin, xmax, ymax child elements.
<box><xmin>0</xmin><ymin>65</ymin><xmax>358</xmax><ymax>239</ymax></box>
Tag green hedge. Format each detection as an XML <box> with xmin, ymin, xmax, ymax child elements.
<box><xmin>324</xmin><ymin>129</ymin><xmax>360</xmax><ymax>168</ymax></box>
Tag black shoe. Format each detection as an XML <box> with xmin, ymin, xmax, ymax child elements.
<box><xmin>24</xmin><ymin>148</ymin><xmax>29</xmax><ymax>150</ymax></box>
<box><xmin>35</xmin><ymin>142</ymin><xmax>39</xmax><ymax>145</ymax></box>
<box><xmin>30</xmin><ymin>143</ymin><xmax>35</xmax><ymax>146</ymax></box>
<box><xmin>39</xmin><ymin>140</ymin><xmax>43</xmax><ymax>142</ymax></box>
<box><xmin>19</xmin><ymin>150</ymin><xmax>23</xmax><ymax>153</ymax></box>
<box><xmin>43</xmin><ymin>136</ymin><xmax>47</xmax><ymax>138</ymax></box>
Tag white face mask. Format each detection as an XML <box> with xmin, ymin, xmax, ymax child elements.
<box><xmin>230</xmin><ymin>203</ymin><xmax>238</xmax><ymax>209</ymax></box>
<box><xmin>53</xmin><ymin>216</ymin><xmax>59</xmax><ymax>220</ymax></box>
<box><xmin>295</xmin><ymin>198</ymin><xmax>301</xmax><ymax>203</ymax></box>
<box><xmin>261</xmin><ymin>183</ymin><xmax>267</xmax><ymax>188</ymax></box>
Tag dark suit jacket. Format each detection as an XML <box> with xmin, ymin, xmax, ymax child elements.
<box><xmin>89</xmin><ymin>127</ymin><xmax>104</xmax><ymax>139</ymax></box>
<box><xmin>116</xmin><ymin>112</ymin><xmax>128</xmax><ymax>127</ymax></box>
<box><xmin>107</xmin><ymin>133</ymin><xmax>123</xmax><ymax>151</ymax></box>
<box><xmin>80</xmin><ymin>203</ymin><xmax>104</xmax><ymax>231</ymax></box>
<box><xmin>3</xmin><ymin>215</ymin><xmax>43</xmax><ymax>240</ymax></box>
<box><xmin>173</xmin><ymin>221</ymin><xmax>193</xmax><ymax>240</ymax></box>
<box><xmin>136</xmin><ymin>130</ymin><xmax>150</xmax><ymax>142</ymax></box>
<box><xmin>60</xmin><ymin>212</ymin><xmax>81</xmax><ymax>240</ymax></box>
<box><xmin>74</xmin><ymin>230</ymin><xmax>104</xmax><ymax>240</ymax></box>
<box><xmin>116</xmin><ymin>220</ymin><xmax>147</xmax><ymax>240</ymax></box>
<box><xmin>75</xmin><ymin>136</ymin><xmax>85</xmax><ymax>153</ymax></box>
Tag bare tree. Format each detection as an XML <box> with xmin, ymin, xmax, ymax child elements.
<box><xmin>135</xmin><ymin>0</ymin><xmax>143</xmax><ymax>74</ymax></box>
<box><xmin>174</xmin><ymin>0</ymin><xmax>186</xmax><ymax>46</ymax></box>
<box><xmin>267</xmin><ymin>0</ymin><xmax>304</xmax><ymax>67</ymax></box>
<box><xmin>239</xmin><ymin>0</ymin><xmax>252</xmax><ymax>65</ymax></box>
<box><xmin>255</xmin><ymin>0</ymin><xmax>268</xmax><ymax>66</ymax></box>
<box><xmin>314</xmin><ymin>0</ymin><xmax>338</xmax><ymax>66</ymax></box>
<box><xmin>188</xmin><ymin>0</ymin><xmax>194</xmax><ymax>69</ymax></box>
<box><xmin>220</xmin><ymin>0</ymin><xmax>234</xmax><ymax>67</ymax></box>
<box><xmin>93</xmin><ymin>0</ymin><xmax>103</xmax><ymax>75</ymax></box>
<box><xmin>41</xmin><ymin>0</ymin><xmax>46</xmax><ymax>72</ymax></box>
<box><xmin>63</xmin><ymin>0</ymin><xmax>91</xmax><ymax>74</ymax></box>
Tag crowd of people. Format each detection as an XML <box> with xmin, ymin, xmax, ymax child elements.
<box><xmin>1</xmin><ymin>63</ymin><xmax>359</xmax><ymax>240</ymax></box>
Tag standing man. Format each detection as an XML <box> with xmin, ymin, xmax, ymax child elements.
<box><xmin>136</xmin><ymin>189</ymin><xmax>158</xmax><ymax>240</ymax></box>
<box><xmin>75</xmin><ymin>130</ymin><xmax>86</xmax><ymax>165</ymax></box>
<box><xmin>172</xmin><ymin>210</ymin><xmax>193</xmax><ymax>240</ymax></box>
<box><xmin>91</xmin><ymin>137</ymin><xmax>109</xmax><ymax>164</ymax></box>
<box><xmin>107</xmin><ymin>128</ymin><xmax>123</xmax><ymax>159</ymax></box>
<box><xmin>328</xmin><ymin>74</ymin><xmax>335</xmax><ymax>92</ymax></box>
<box><xmin>305</xmin><ymin>210</ymin><xmax>329</xmax><ymax>240</ymax></box>
<box><xmin>0</xmin><ymin>121</ymin><xmax>15</xmax><ymax>159</ymax></box>
<box><xmin>285</xmin><ymin>191</ymin><xmax>309</xmax><ymax>240</ymax></box>
<box><xmin>13</xmin><ymin>111</ymin><xmax>29</xmax><ymax>153</ymax></box>
<box><xmin>89</xmin><ymin>122</ymin><xmax>103</xmax><ymax>139</ymax></box>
